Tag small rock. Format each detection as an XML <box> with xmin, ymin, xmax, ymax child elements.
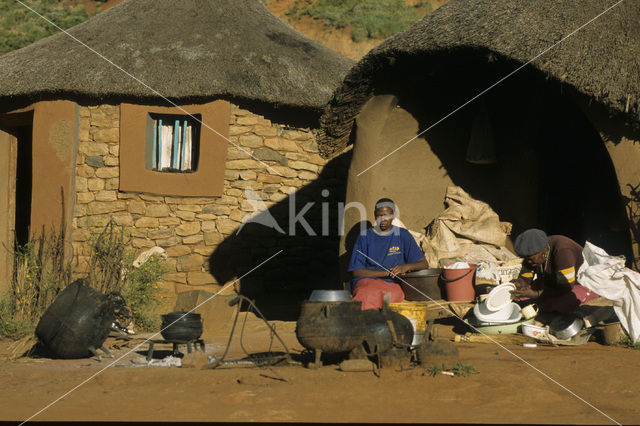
<box><xmin>85</xmin><ymin>156</ymin><xmax>104</xmax><ymax>168</ymax></box>
<box><xmin>252</xmin><ymin>148</ymin><xmax>287</xmax><ymax>166</ymax></box>
<box><xmin>181</xmin><ymin>351</ymin><xmax>209</xmax><ymax>368</ymax></box>
<box><xmin>131</xmin><ymin>356</ymin><xmax>148</xmax><ymax>365</ymax></box>
<box><xmin>339</xmin><ymin>359</ymin><xmax>375</xmax><ymax>372</ymax></box>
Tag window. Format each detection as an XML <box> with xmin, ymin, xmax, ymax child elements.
<box><xmin>119</xmin><ymin>101</ymin><xmax>230</xmax><ymax>197</ymax></box>
<box><xmin>148</xmin><ymin>114</ymin><xmax>201</xmax><ymax>173</ymax></box>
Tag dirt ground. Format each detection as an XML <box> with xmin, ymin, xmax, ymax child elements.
<box><xmin>2</xmin><ymin>316</ymin><xmax>639</xmax><ymax>424</ymax></box>
<box><xmin>4</xmin><ymin>2</ymin><xmax>636</xmax><ymax>423</ymax></box>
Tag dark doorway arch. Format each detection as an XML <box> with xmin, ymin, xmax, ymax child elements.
<box><xmin>350</xmin><ymin>49</ymin><xmax>633</xmax><ymax>262</ymax></box>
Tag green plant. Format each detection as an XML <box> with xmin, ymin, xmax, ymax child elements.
<box><xmin>0</xmin><ymin>0</ymin><xmax>99</xmax><ymax>55</ymax></box>
<box><xmin>424</xmin><ymin>362</ymin><xmax>479</xmax><ymax>377</ymax></box>
<box><xmin>122</xmin><ymin>254</ymin><xmax>170</xmax><ymax>331</ymax></box>
<box><xmin>452</xmin><ymin>361</ymin><xmax>479</xmax><ymax>377</ymax></box>
<box><xmin>0</xmin><ymin>292</ymin><xmax>38</xmax><ymax>340</ymax></box>
<box><xmin>615</xmin><ymin>334</ymin><xmax>640</xmax><ymax>350</ymax></box>
<box><xmin>287</xmin><ymin>0</ymin><xmax>432</xmax><ymax>42</ymax></box>
<box><xmin>425</xmin><ymin>364</ymin><xmax>443</xmax><ymax>377</ymax></box>
<box><xmin>84</xmin><ymin>220</ymin><xmax>169</xmax><ymax>331</ymax></box>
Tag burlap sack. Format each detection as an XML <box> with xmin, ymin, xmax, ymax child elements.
<box><xmin>420</xmin><ymin>186</ymin><xmax>514</xmax><ymax>267</ymax></box>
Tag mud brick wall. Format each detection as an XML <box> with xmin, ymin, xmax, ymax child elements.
<box><xmin>71</xmin><ymin>103</ymin><xmax>348</xmax><ymax>302</ymax></box>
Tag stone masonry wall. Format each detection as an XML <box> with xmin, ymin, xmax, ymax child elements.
<box><xmin>71</xmin><ymin>102</ymin><xmax>331</xmax><ymax>299</ymax></box>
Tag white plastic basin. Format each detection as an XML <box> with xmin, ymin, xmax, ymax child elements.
<box><xmin>473</xmin><ymin>301</ymin><xmax>522</xmax><ymax>323</ymax></box>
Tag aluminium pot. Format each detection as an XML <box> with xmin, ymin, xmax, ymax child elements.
<box><xmin>308</xmin><ymin>290</ymin><xmax>352</xmax><ymax>302</ymax></box>
<box><xmin>549</xmin><ymin>314</ymin><xmax>584</xmax><ymax>340</ymax></box>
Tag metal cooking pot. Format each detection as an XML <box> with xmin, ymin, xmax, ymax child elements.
<box><xmin>404</xmin><ymin>268</ymin><xmax>443</xmax><ymax>278</ymax></box>
<box><xmin>161</xmin><ymin>311</ymin><xmax>203</xmax><ymax>341</ymax></box>
<box><xmin>35</xmin><ymin>279</ymin><xmax>117</xmax><ymax>359</ymax></box>
<box><xmin>549</xmin><ymin>314</ymin><xmax>584</xmax><ymax>340</ymax></box>
<box><xmin>398</xmin><ymin>268</ymin><xmax>444</xmax><ymax>301</ymax></box>
<box><xmin>308</xmin><ymin>290</ymin><xmax>352</xmax><ymax>302</ymax></box>
<box><xmin>296</xmin><ymin>301</ymin><xmax>366</xmax><ymax>354</ymax></box>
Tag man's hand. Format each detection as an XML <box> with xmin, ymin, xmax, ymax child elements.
<box><xmin>511</xmin><ymin>287</ymin><xmax>541</xmax><ymax>300</ymax></box>
<box><xmin>389</xmin><ymin>264</ymin><xmax>412</xmax><ymax>279</ymax></box>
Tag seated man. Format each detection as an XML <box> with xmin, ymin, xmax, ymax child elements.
<box><xmin>348</xmin><ymin>198</ymin><xmax>429</xmax><ymax>310</ymax></box>
<box><xmin>511</xmin><ymin>228</ymin><xmax>600</xmax><ymax>314</ymax></box>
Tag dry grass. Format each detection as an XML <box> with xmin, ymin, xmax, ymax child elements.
<box><xmin>0</xmin><ymin>223</ymin><xmax>72</xmax><ymax>339</ymax></box>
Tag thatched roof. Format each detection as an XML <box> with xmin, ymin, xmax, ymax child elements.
<box><xmin>0</xmin><ymin>0</ymin><xmax>353</xmax><ymax>111</ymax></box>
<box><xmin>318</xmin><ymin>0</ymin><xmax>640</xmax><ymax>158</ymax></box>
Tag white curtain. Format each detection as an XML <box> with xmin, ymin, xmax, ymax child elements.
<box><xmin>160</xmin><ymin>123</ymin><xmax>173</xmax><ymax>170</ymax></box>
<box><xmin>157</xmin><ymin>119</ymin><xmax>194</xmax><ymax>171</ymax></box>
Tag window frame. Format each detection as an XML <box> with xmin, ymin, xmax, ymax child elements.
<box><xmin>119</xmin><ymin>101</ymin><xmax>229</xmax><ymax>197</ymax></box>
<box><xmin>146</xmin><ymin>113</ymin><xmax>202</xmax><ymax>173</ymax></box>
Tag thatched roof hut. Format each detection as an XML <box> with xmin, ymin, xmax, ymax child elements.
<box><xmin>0</xmin><ymin>0</ymin><xmax>356</xmax><ymax>303</ymax></box>
<box><xmin>318</xmin><ymin>0</ymin><xmax>640</xmax><ymax>158</ymax></box>
<box><xmin>0</xmin><ymin>0</ymin><xmax>353</xmax><ymax>112</ymax></box>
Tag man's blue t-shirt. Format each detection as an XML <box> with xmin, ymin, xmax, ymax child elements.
<box><xmin>348</xmin><ymin>226</ymin><xmax>425</xmax><ymax>287</ymax></box>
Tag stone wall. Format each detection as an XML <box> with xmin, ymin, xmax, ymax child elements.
<box><xmin>71</xmin><ymin>102</ymin><xmax>345</xmax><ymax>301</ymax></box>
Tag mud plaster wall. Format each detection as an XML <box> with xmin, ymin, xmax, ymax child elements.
<box><xmin>589</xmin><ymin>110</ymin><xmax>640</xmax><ymax>268</ymax></box>
<box><xmin>340</xmin><ymin>92</ymin><xmax>640</xmax><ymax>276</ymax></box>
<box><xmin>119</xmin><ymin>102</ymin><xmax>229</xmax><ymax>197</ymax></box>
<box><xmin>338</xmin><ymin>94</ymin><xmax>538</xmax><ymax>270</ymax></box>
<box><xmin>71</xmin><ymin>102</ymin><xmax>331</xmax><ymax>300</ymax></box>
<box><xmin>0</xmin><ymin>101</ymin><xmax>77</xmax><ymax>292</ymax></box>
<box><xmin>567</xmin><ymin>98</ymin><xmax>640</xmax><ymax>268</ymax></box>
<box><xmin>605</xmin><ymin>137</ymin><xmax>640</xmax><ymax>265</ymax></box>
<box><xmin>30</xmin><ymin>101</ymin><xmax>78</xmax><ymax>239</ymax></box>
<box><xmin>0</xmin><ymin>129</ymin><xmax>15</xmax><ymax>292</ymax></box>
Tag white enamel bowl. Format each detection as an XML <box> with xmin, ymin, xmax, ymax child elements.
<box><xmin>484</xmin><ymin>283</ymin><xmax>516</xmax><ymax>312</ymax></box>
<box><xmin>473</xmin><ymin>301</ymin><xmax>522</xmax><ymax>323</ymax></box>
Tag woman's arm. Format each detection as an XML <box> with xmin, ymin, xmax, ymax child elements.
<box><xmin>352</xmin><ymin>268</ymin><xmax>391</xmax><ymax>278</ymax></box>
<box><xmin>511</xmin><ymin>287</ymin><xmax>543</xmax><ymax>300</ymax></box>
<box><xmin>389</xmin><ymin>258</ymin><xmax>429</xmax><ymax>277</ymax></box>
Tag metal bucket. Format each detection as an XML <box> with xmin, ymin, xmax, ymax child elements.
<box><xmin>398</xmin><ymin>269</ymin><xmax>444</xmax><ymax>301</ymax></box>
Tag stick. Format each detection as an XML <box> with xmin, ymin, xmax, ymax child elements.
<box><xmin>454</xmin><ymin>333</ymin><xmax>538</xmax><ymax>345</ymax></box>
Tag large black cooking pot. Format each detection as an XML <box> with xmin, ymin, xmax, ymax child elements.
<box><xmin>296</xmin><ymin>301</ymin><xmax>367</xmax><ymax>354</ymax></box>
<box><xmin>35</xmin><ymin>279</ymin><xmax>115</xmax><ymax>359</ymax></box>
<box><xmin>361</xmin><ymin>308</ymin><xmax>414</xmax><ymax>354</ymax></box>
<box><xmin>160</xmin><ymin>311</ymin><xmax>203</xmax><ymax>341</ymax></box>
